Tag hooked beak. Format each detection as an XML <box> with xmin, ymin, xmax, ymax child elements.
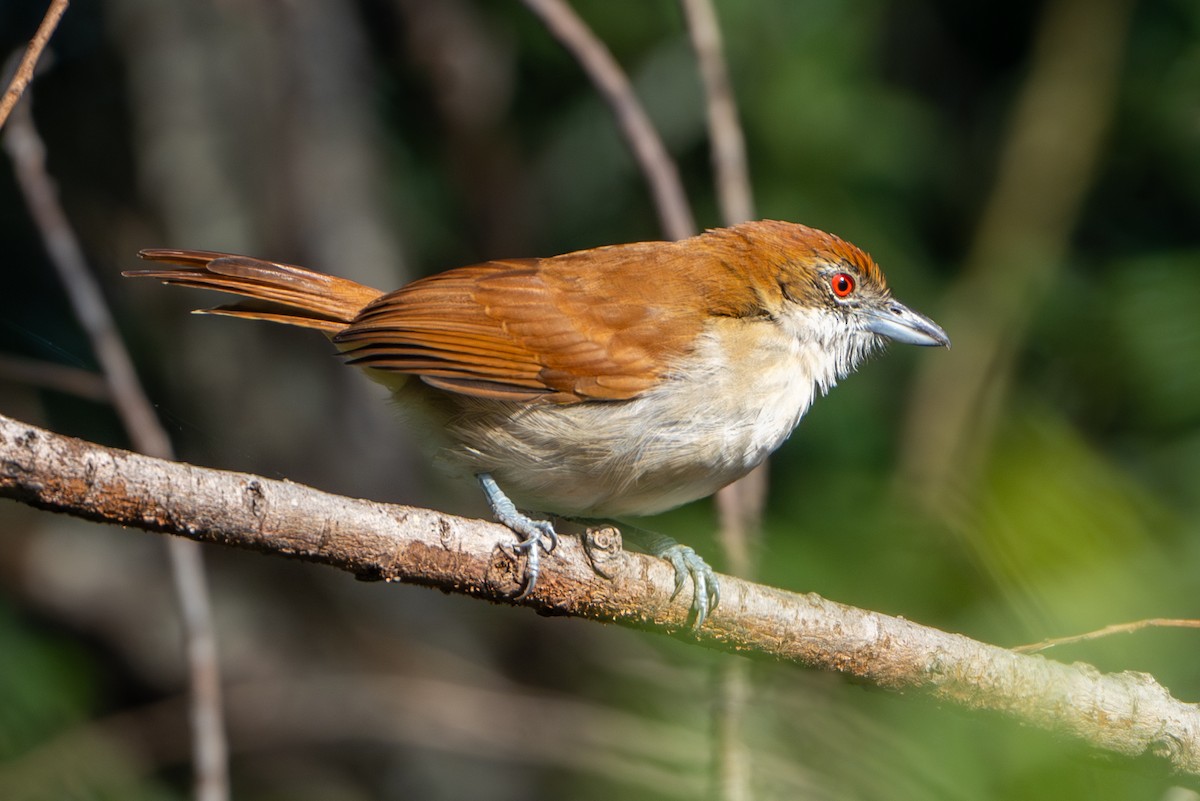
<box><xmin>861</xmin><ymin>299</ymin><xmax>950</xmax><ymax>348</ymax></box>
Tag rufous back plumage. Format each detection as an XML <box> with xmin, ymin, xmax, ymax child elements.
<box><xmin>132</xmin><ymin>220</ymin><xmax>886</xmax><ymax>404</ymax></box>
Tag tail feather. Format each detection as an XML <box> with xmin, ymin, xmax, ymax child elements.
<box><xmin>127</xmin><ymin>249</ymin><xmax>384</xmax><ymax>335</ymax></box>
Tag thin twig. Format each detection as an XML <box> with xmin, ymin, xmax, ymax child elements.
<box><xmin>1016</xmin><ymin>618</ymin><xmax>1200</xmax><ymax>654</ymax></box>
<box><xmin>4</xmin><ymin>411</ymin><xmax>1200</xmax><ymax>779</ymax></box>
<box><xmin>5</xmin><ymin>101</ymin><xmax>169</xmax><ymax>455</ymax></box>
<box><xmin>679</xmin><ymin>3</ymin><xmax>758</xmax><ymax>799</ymax></box>
<box><xmin>519</xmin><ymin>0</ymin><xmax>695</xmax><ymax>241</ymax></box>
<box><xmin>3</xmin><ymin>95</ymin><xmax>229</xmax><ymax>801</ymax></box>
<box><xmin>712</xmin><ymin>657</ymin><xmax>751</xmax><ymax>801</ymax></box>
<box><xmin>0</xmin><ymin>0</ymin><xmax>68</xmax><ymax>131</ymax></box>
<box><xmin>681</xmin><ymin>0</ymin><xmax>753</xmax><ymax>225</ymax></box>
<box><xmin>0</xmin><ymin>355</ymin><xmax>110</xmax><ymax>401</ymax></box>
<box><xmin>681</xmin><ymin>0</ymin><xmax>762</xmax><ymax>581</ymax></box>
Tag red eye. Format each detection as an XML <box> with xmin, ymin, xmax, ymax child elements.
<box><xmin>830</xmin><ymin>272</ymin><xmax>855</xmax><ymax>298</ymax></box>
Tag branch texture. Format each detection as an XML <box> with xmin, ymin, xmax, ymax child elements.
<box><xmin>2</xmin><ymin>412</ymin><xmax>1199</xmax><ymax>777</ymax></box>
<box><xmin>0</xmin><ymin>0</ymin><xmax>68</xmax><ymax>131</ymax></box>
<box><xmin>5</xmin><ymin>85</ymin><xmax>228</xmax><ymax>801</ymax></box>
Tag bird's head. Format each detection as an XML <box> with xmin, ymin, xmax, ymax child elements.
<box><xmin>714</xmin><ymin>221</ymin><xmax>951</xmax><ymax>393</ymax></box>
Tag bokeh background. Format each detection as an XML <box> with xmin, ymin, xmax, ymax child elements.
<box><xmin>2</xmin><ymin>0</ymin><xmax>1199</xmax><ymax>799</ymax></box>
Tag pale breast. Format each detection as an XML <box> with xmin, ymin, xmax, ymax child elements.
<box><xmin>394</xmin><ymin>315</ymin><xmax>847</xmax><ymax>519</ymax></box>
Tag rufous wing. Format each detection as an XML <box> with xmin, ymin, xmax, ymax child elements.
<box><xmin>334</xmin><ymin>247</ymin><xmax>713</xmax><ymax>404</ymax></box>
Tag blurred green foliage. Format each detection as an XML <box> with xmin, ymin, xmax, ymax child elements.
<box><xmin>1</xmin><ymin>0</ymin><xmax>1199</xmax><ymax>799</ymax></box>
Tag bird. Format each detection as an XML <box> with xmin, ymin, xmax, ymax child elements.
<box><xmin>126</xmin><ymin>220</ymin><xmax>949</xmax><ymax>626</ymax></box>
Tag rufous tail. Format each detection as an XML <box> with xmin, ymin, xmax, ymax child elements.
<box><xmin>127</xmin><ymin>249</ymin><xmax>385</xmax><ymax>335</ymax></box>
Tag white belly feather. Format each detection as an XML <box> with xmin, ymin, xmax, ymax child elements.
<box><xmin>384</xmin><ymin>311</ymin><xmax>878</xmax><ymax>519</ymax></box>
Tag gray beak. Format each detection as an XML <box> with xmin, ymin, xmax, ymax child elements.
<box><xmin>861</xmin><ymin>299</ymin><xmax>950</xmax><ymax>348</ymax></box>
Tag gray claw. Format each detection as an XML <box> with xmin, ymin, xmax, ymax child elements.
<box><xmin>504</xmin><ymin>519</ymin><xmax>558</xmax><ymax>599</ymax></box>
<box><xmin>659</xmin><ymin>543</ymin><xmax>721</xmax><ymax>628</ymax></box>
<box><xmin>477</xmin><ymin>473</ymin><xmax>558</xmax><ymax>599</ymax></box>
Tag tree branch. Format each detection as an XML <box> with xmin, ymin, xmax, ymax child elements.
<box><xmin>681</xmin><ymin>0</ymin><xmax>753</xmax><ymax>227</ymax></box>
<box><xmin>0</xmin><ymin>0</ymin><xmax>68</xmax><ymax>131</ymax></box>
<box><xmin>0</xmin><ymin>355</ymin><xmax>109</xmax><ymax>402</ymax></box>
<box><xmin>3</xmin><ymin>410</ymin><xmax>1199</xmax><ymax>777</ymax></box>
<box><xmin>4</xmin><ymin>82</ymin><xmax>228</xmax><ymax>801</ymax></box>
<box><xmin>679</xmin><ymin>4</ymin><xmax>759</xmax><ymax>798</ymax></box>
<box><xmin>519</xmin><ymin>0</ymin><xmax>695</xmax><ymax>241</ymax></box>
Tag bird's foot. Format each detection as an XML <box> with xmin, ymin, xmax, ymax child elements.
<box><xmin>502</xmin><ymin>517</ymin><xmax>558</xmax><ymax>600</ymax></box>
<box><xmin>477</xmin><ymin>473</ymin><xmax>558</xmax><ymax>599</ymax></box>
<box><xmin>626</xmin><ymin>529</ymin><xmax>720</xmax><ymax>629</ymax></box>
<box><xmin>659</xmin><ymin>543</ymin><xmax>720</xmax><ymax>629</ymax></box>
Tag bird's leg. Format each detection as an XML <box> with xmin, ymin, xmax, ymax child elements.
<box><xmin>622</xmin><ymin>527</ymin><xmax>720</xmax><ymax>629</ymax></box>
<box><xmin>477</xmin><ymin>473</ymin><xmax>558</xmax><ymax>599</ymax></box>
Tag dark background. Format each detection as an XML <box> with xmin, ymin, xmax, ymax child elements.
<box><xmin>1</xmin><ymin>0</ymin><xmax>1198</xmax><ymax>798</ymax></box>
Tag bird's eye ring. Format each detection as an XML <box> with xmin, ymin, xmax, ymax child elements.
<box><xmin>830</xmin><ymin>272</ymin><xmax>856</xmax><ymax>298</ymax></box>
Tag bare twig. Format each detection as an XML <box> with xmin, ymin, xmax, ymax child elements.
<box><xmin>681</xmin><ymin>0</ymin><xmax>762</xmax><ymax>581</ymax></box>
<box><xmin>1016</xmin><ymin>619</ymin><xmax>1200</xmax><ymax>654</ymax></box>
<box><xmin>0</xmin><ymin>0</ymin><xmax>68</xmax><ymax>131</ymax></box>
<box><xmin>5</xmin><ymin>100</ymin><xmax>169</xmax><ymax>455</ymax></box>
<box><xmin>712</xmin><ymin>656</ymin><xmax>752</xmax><ymax>801</ymax></box>
<box><xmin>519</xmin><ymin>0</ymin><xmax>695</xmax><ymax>241</ymax></box>
<box><xmin>680</xmin><ymin>3</ymin><xmax>758</xmax><ymax>798</ymax></box>
<box><xmin>3</xmin><ymin>412</ymin><xmax>1200</xmax><ymax>778</ymax></box>
<box><xmin>0</xmin><ymin>355</ymin><xmax>109</xmax><ymax>402</ymax></box>
<box><xmin>530</xmin><ymin>5</ymin><xmax>756</xmax><ymax>789</ymax></box>
<box><xmin>681</xmin><ymin>0</ymin><xmax>753</xmax><ymax>226</ymax></box>
<box><xmin>3</xmin><ymin>96</ymin><xmax>228</xmax><ymax>801</ymax></box>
